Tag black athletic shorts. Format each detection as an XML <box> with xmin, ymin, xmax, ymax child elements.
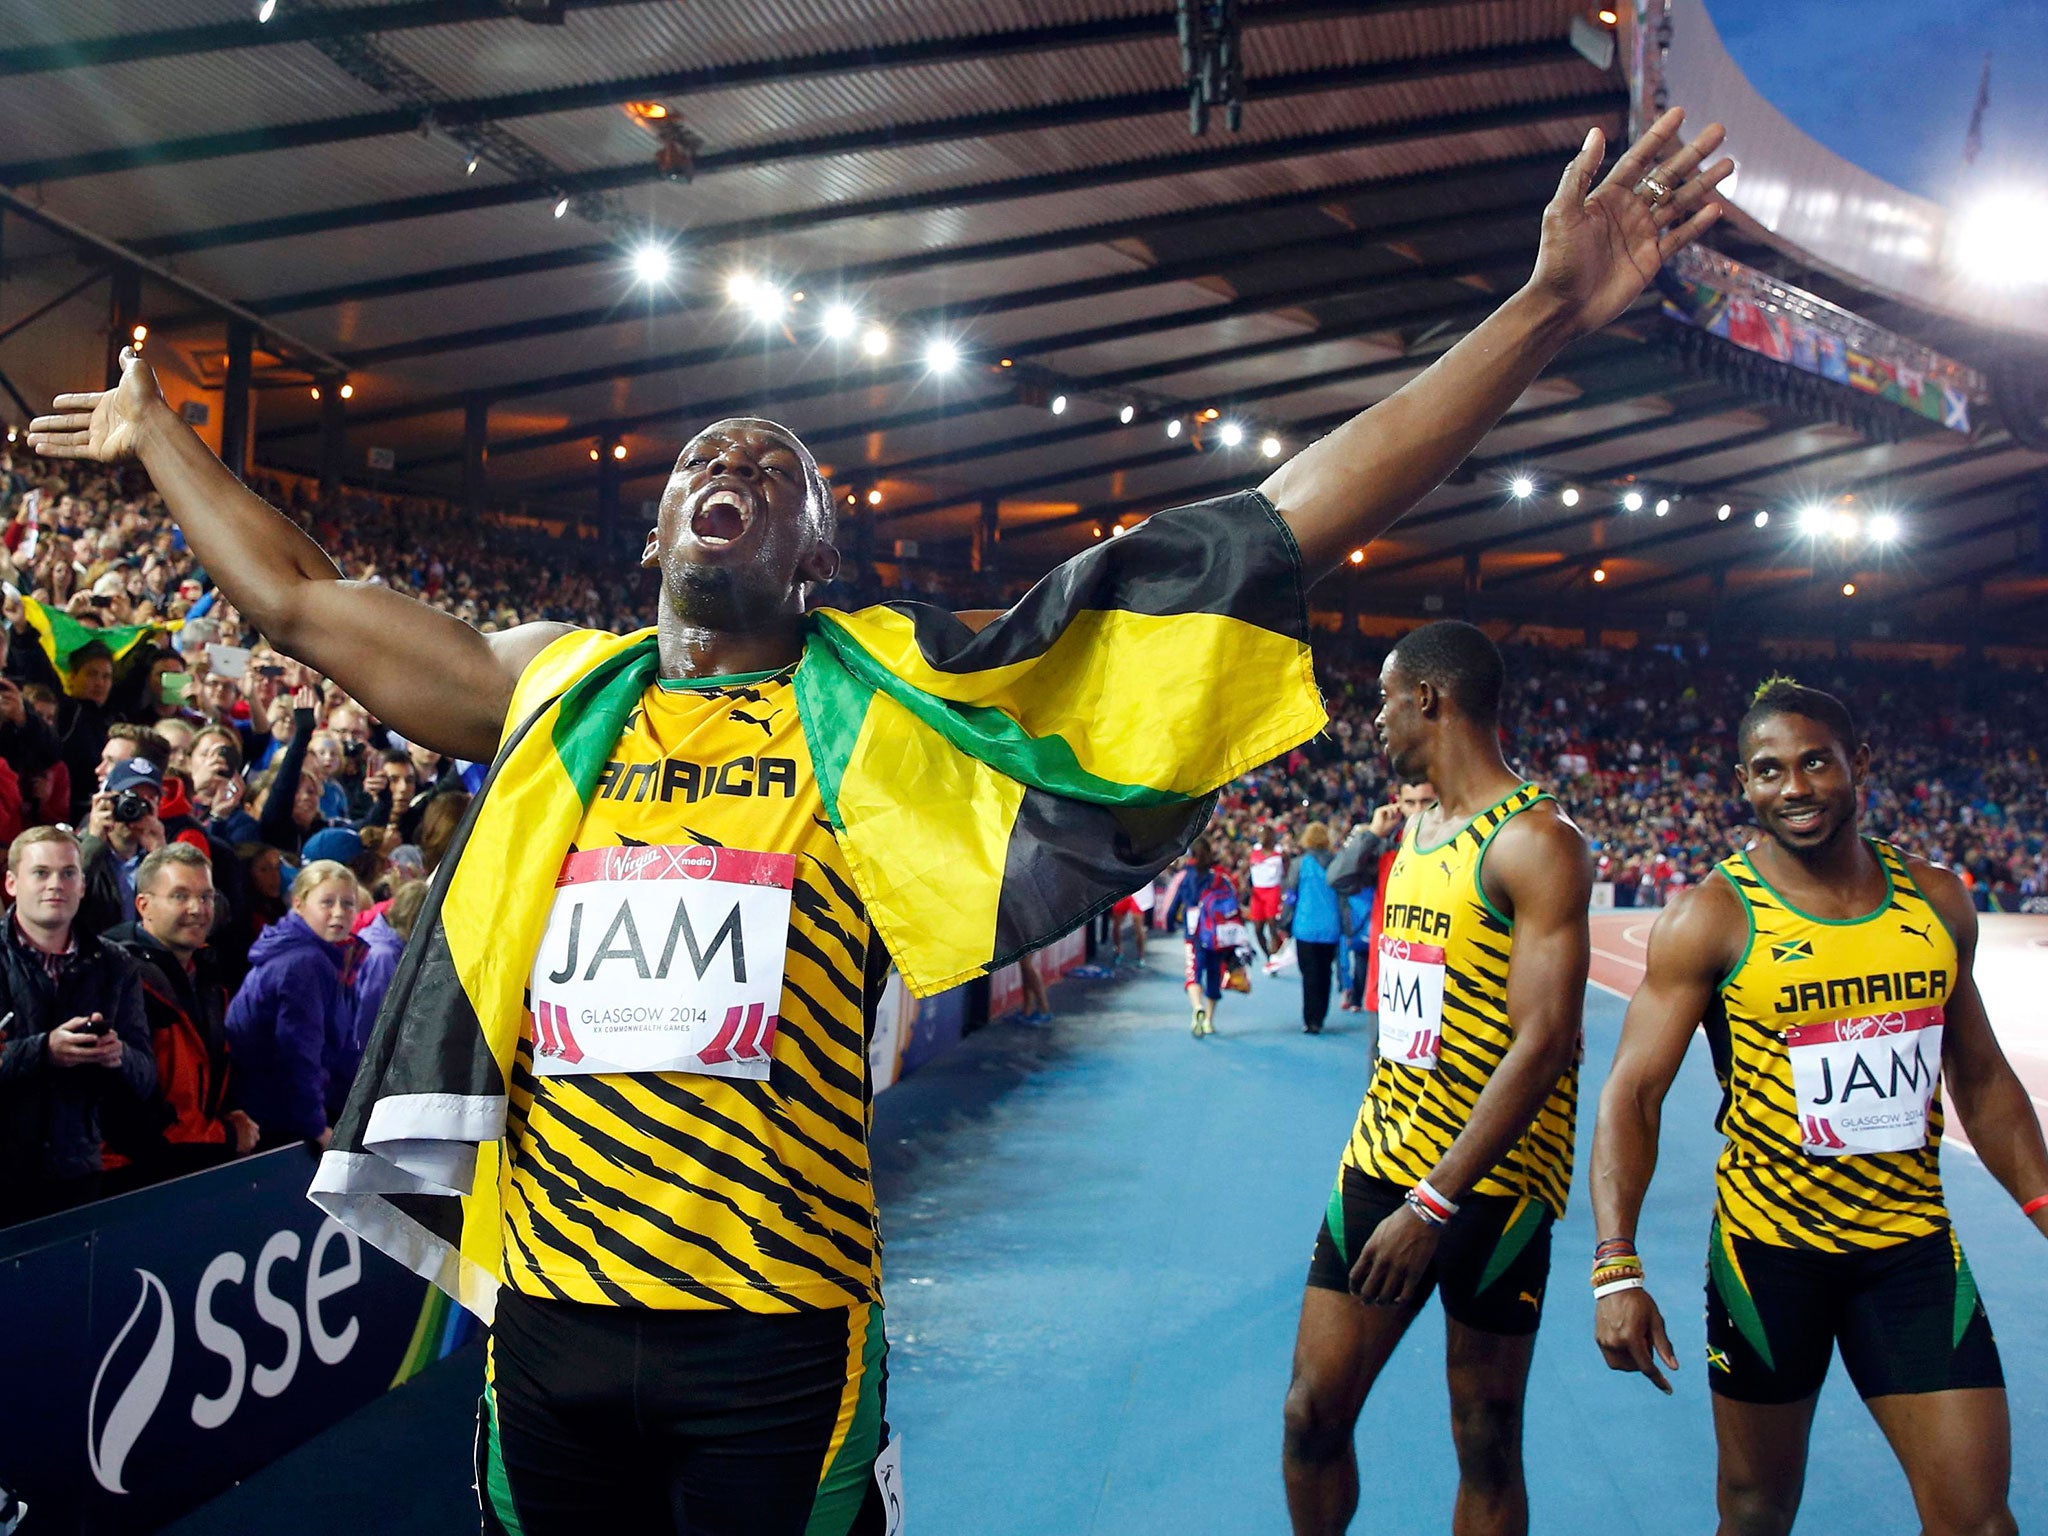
<box><xmin>1704</xmin><ymin>1218</ymin><xmax>2003</xmax><ymax>1404</ymax></box>
<box><xmin>1306</xmin><ymin>1166</ymin><xmax>1554</xmax><ymax>1335</ymax></box>
<box><xmin>480</xmin><ymin>1289</ymin><xmax>896</xmax><ymax>1536</ymax></box>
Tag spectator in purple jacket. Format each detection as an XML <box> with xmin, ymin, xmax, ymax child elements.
<box><xmin>222</xmin><ymin>859</ymin><xmax>362</xmax><ymax>1149</ymax></box>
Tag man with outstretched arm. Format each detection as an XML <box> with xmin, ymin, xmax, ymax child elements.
<box><xmin>1590</xmin><ymin>679</ymin><xmax>2048</xmax><ymax>1536</ymax></box>
<box><xmin>36</xmin><ymin>108</ymin><xmax>1724</xmax><ymax>1536</ymax></box>
<box><xmin>1284</xmin><ymin>621</ymin><xmax>1592</xmax><ymax>1536</ymax></box>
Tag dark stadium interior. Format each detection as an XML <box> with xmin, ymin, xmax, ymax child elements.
<box><xmin>4</xmin><ymin>0</ymin><xmax>2043</xmax><ymax>641</ymax></box>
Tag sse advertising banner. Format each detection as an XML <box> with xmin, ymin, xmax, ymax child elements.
<box><xmin>0</xmin><ymin>1148</ymin><xmax>471</xmax><ymax>1535</ymax></box>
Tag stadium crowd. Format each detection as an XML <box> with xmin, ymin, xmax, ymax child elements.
<box><xmin>0</xmin><ymin>447</ymin><xmax>2042</xmax><ymax>1226</ymax></box>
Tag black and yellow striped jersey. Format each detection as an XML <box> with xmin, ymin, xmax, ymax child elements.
<box><xmin>500</xmin><ymin>667</ymin><xmax>885</xmax><ymax>1311</ymax></box>
<box><xmin>1344</xmin><ymin>782</ymin><xmax>1578</xmax><ymax>1217</ymax></box>
<box><xmin>1707</xmin><ymin>838</ymin><xmax>1953</xmax><ymax>1252</ymax></box>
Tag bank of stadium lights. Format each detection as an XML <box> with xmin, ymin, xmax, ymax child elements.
<box><xmin>860</xmin><ymin>325</ymin><xmax>890</xmax><ymax>357</ymax></box>
<box><xmin>1621</xmin><ymin>490</ymin><xmax>1644</xmax><ymax>512</ymax></box>
<box><xmin>1842</xmin><ymin>582</ymin><xmax>1858</xmax><ymax>597</ymax></box>
<box><xmin>1591</xmin><ymin>566</ymin><xmax>1608</xmax><ymax>583</ymax></box>
<box><xmin>1261</xmin><ymin>436</ymin><xmax>1283</xmax><ymax>459</ymax></box>
<box><xmin>1348</xmin><ymin>549</ymin><xmax>1366</xmax><ymax>565</ymax></box>
<box><xmin>256</xmin><ymin>0</ymin><xmax>277</xmax><ymax>20</ymax></box>
<box><xmin>1509</xmin><ymin>475</ymin><xmax>1535</xmax><ymax>500</ymax></box>
<box><xmin>129</xmin><ymin>324</ymin><xmax>148</xmax><ymax>345</ymax></box>
<box><xmin>1051</xmin><ymin>395</ymin><xmax>1068</xmax><ymax>415</ymax></box>
<box><xmin>1871</xmin><ymin>512</ymin><xmax>1901</xmax><ymax>543</ymax></box>
<box><xmin>724</xmin><ymin>271</ymin><xmax>786</xmax><ymax>326</ymax></box>
<box><xmin>1166</xmin><ymin>418</ymin><xmax>1183</xmax><ymax>439</ymax></box>
<box><xmin>1717</xmin><ymin>503</ymin><xmax>1733</xmax><ymax>521</ymax></box>
<box><xmin>553</xmin><ymin>196</ymin><xmax>569</xmax><ymax>219</ymax></box>
<box><xmin>1797</xmin><ymin>504</ymin><xmax>1830</xmax><ymax>536</ymax></box>
<box><xmin>1218</xmin><ymin>422</ymin><xmax>1244</xmax><ymax>448</ymax></box>
<box><xmin>866</xmin><ymin>489</ymin><xmax>883</xmax><ymax>506</ymax></box>
<box><xmin>465</xmin><ymin>155</ymin><xmax>479</xmax><ymax>176</ymax></box>
<box><xmin>923</xmin><ymin>337</ymin><xmax>961</xmax><ymax>374</ymax></box>
<box><xmin>612</xmin><ymin>444</ymin><xmax>628</xmax><ymax>461</ymax></box>
<box><xmin>1120</xmin><ymin>405</ymin><xmax>1136</xmax><ymax>425</ymax></box>
<box><xmin>1560</xmin><ymin>486</ymin><xmax>1580</xmax><ymax>507</ymax></box>
<box><xmin>1754</xmin><ymin>509</ymin><xmax>1770</xmax><ymax>528</ymax></box>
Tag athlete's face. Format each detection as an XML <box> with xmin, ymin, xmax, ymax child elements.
<box><xmin>1374</xmin><ymin>657</ymin><xmax>1429</xmax><ymax>780</ymax></box>
<box><xmin>645</xmin><ymin>419</ymin><xmax>839</xmax><ymax>630</ymax></box>
<box><xmin>1735</xmin><ymin>713</ymin><xmax>1868</xmax><ymax>855</ymax></box>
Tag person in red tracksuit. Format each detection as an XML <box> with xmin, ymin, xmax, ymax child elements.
<box><xmin>1328</xmin><ymin>777</ymin><xmax>1436</xmax><ymax>1022</ymax></box>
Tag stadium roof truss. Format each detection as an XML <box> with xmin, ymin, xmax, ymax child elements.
<box><xmin>0</xmin><ymin>0</ymin><xmax>2040</xmax><ymax>639</ymax></box>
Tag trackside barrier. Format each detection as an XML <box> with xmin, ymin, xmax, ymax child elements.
<box><xmin>0</xmin><ymin>1146</ymin><xmax>473</xmax><ymax>1535</ymax></box>
<box><xmin>8</xmin><ymin>933</ymin><xmax>1098</xmax><ymax>1529</ymax></box>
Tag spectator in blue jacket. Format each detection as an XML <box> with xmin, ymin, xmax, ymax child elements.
<box><xmin>1283</xmin><ymin>821</ymin><xmax>1342</xmax><ymax>1035</ymax></box>
<box><xmin>223</xmin><ymin>858</ymin><xmax>363</xmax><ymax>1148</ymax></box>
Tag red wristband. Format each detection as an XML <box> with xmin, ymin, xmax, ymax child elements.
<box><xmin>2022</xmin><ymin>1193</ymin><xmax>2048</xmax><ymax>1218</ymax></box>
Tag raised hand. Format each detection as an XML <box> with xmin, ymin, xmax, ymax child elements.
<box><xmin>1531</xmin><ymin>107</ymin><xmax>1733</xmax><ymax>339</ymax></box>
<box><xmin>26</xmin><ymin>346</ymin><xmax>167</xmax><ymax>465</ymax></box>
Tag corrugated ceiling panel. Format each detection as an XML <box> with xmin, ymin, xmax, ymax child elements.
<box><xmin>1</xmin><ymin>45</ymin><xmax>391</xmax><ymax>162</ymax></box>
<box><xmin>377</xmin><ymin>0</ymin><xmax>1165</xmax><ymax>102</ymax></box>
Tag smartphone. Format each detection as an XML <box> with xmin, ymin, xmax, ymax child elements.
<box><xmin>78</xmin><ymin>1016</ymin><xmax>111</xmax><ymax>1037</ymax></box>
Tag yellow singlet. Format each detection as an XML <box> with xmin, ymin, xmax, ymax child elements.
<box><xmin>1344</xmin><ymin>782</ymin><xmax>1577</xmax><ymax>1216</ymax></box>
<box><xmin>1708</xmin><ymin>838</ymin><xmax>1954</xmax><ymax>1252</ymax></box>
<box><xmin>500</xmin><ymin>667</ymin><xmax>885</xmax><ymax>1311</ymax></box>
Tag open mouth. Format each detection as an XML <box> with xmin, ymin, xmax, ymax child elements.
<box><xmin>689</xmin><ymin>487</ymin><xmax>754</xmax><ymax>547</ymax></box>
<box><xmin>1779</xmin><ymin>805</ymin><xmax>1824</xmax><ymax>831</ymax></box>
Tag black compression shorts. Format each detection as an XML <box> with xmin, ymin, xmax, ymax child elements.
<box><xmin>480</xmin><ymin>1289</ymin><xmax>897</xmax><ymax>1536</ymax></box>
<box><xmin>1306</xmin><ymin>1166</ymin><xmax>1554</xmax><ymax>1335</ymax></box>
<box><xmin>1704</xmin><ymin>1217</ymin><xmax>2003</xmax><ymax>1404</ymax></box>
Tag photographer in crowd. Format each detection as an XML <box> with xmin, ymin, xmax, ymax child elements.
<box><xmin>0</xmin><ymin>826</ymin><xmax>153</xmax><ymax>1223</ymax></box>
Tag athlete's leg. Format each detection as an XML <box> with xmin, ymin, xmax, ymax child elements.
<box><xmin>1709</xmin><ymin>1394</ymin><xmax>1817</xmax><ymax>1536</ymax></box>
<box><xmin>1840</xmin><ymin>1232</ymin><xmax>2012</xmax><ymax>1536</ymax></box>
<box><xmin>482</xmin><ymin>1294</ymin><xmax>671</xmax><ymax>1535</ymax></box>
<box><xmin>1863</xmin><ymin>1390</ymin><xmax>2014</xmax><ymax>1536</ymax></box>
<box><xmin>653</xmin><ymin>1305</ymin><xmax>892</xmax><ymax>1536</ymax></box>
<box><xmin>1283</xmin><ymin>1286</ymin><xmax>1421</xmax><ymax>1536</ymax></box>
<box><xmin>1442</xmin><ymin>1320</ymin><xmax>1535</xmax><ymax>1536</ymax></box>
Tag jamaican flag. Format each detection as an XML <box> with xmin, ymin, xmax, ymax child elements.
<box><xmin>19</xmin><ymin>594</ymin><xmax>158</xmax><ymax>691</ymax></box>
<box><xmin>311</xmin><ymin>489</ymin><xmax>1325</xmax><ymax>1318</ymax></box>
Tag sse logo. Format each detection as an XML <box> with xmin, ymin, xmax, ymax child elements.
<box><xmin>87</xmin><ymin>1218</ymin><xmax>365</xmax><ymax>1495</ymax></box>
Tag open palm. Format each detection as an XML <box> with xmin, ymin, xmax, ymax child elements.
<box><xmin>1533</xmin><ymin>108</ymin><xmax>1732</xmax><ymax>337</ymax></box>
<box><xmin>27</xmin><ymin>346</ymin><xmax>164</xmax><ymax>464</ymax></box>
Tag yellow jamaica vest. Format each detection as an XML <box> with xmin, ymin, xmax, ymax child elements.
<box><xmin>1708</xmin><ymin>838</ymin><xmax>1954</xmax><ymax>1252</ymax></box>
<box><xmin>1344</xmin><ymin>782</ymin><xmax>1577</xmax><ymax>1216</ymax></box>
<box><xmin>500</xmin><ymin>667</ymin><xmax>884</xmax><ymax>1311</ymax></box>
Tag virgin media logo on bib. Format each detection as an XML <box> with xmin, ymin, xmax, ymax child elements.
<box><xmin>1784</xmin><ymin>1005</ymin><xmax>1944</xmax><ymax>1157</ymax></box>
<box><xmin>531</xmin><ymin>845</ymin><xmax>797</xmax><ymax>1081</ymax></box>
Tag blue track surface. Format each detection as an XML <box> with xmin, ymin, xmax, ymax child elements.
<box><xmin>171</xmin><ymin>949</ymin><xmax>2046</xmax><ymax>1534</ymax></box>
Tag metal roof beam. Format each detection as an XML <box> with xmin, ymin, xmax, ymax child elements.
<box><xmin>400</xmin><ymin>284</ymin><xmax>1552</xmax><ymax>473</ymax></box>
<box><xmin>244</xmin><ymin>144</ymin><xmax>1568</xmax><ymax>319</ymax></box>
<box><xmin>338</xmin><ymin>194</ymin><xmax>1553</xmax><ymax>368</ymax></box>
<box><xmin>1598</xmin><ymin>449</ymin><xmax>2030</xmax><ymax>601</ymax></box>
<box><xmin>2</xmin><ymin>0</ymin><xmax>1470</xmax><ymax>172</ymax></box>
<box><xmin>262</xmin><ymin>230</ymin><xmax>1545</xmax><ymax>445</ymax></box>
<box><xmin>131</xmin><ymin>57</ymin><xmax>1599</xmax><ymax>257</ymax></box>
<box><xmin>0</xmin><ymin>0</ymin><xmax>655</xmax><ymax>77</ymax></box>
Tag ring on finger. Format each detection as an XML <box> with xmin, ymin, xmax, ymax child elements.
<box><xmin>1633</xmin><ymin>173</ymin><xmax>1676</xmax><ymax>208</ymax></box>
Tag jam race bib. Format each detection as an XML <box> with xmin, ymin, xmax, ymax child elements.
<box><xmin>1784</xmin><ymin>1005</ymin><xmax>1944</xmax><ymax>1156</ymax></box>
<box><xmin>528</xmin><ymin>844</ymin><xmax>796</xmax><ymax>1081</ymax></box>
<box><xmin>1376</xmin><ymin>933</ymin><xmax>1445</xmax><ymax>1070</ymax></box>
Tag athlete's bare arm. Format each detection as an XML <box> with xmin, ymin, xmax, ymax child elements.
<box><xmin>1348</xmin><ymin>805</ymin><xmax>1592</xmax><ymax>1305</ymax></box>
<box><xmin>1587</xmin><ymin>875</ymin><xmax>1745</xmax><ymax>1390</ymax></box>
<box><xmin>28</xmin><ymin>353</ymin><xmax>567</xmax><ymax>762</ymax></box>
<box><xmin>1261</xmin><ymin>109</ymin><xmax>1729</xmax><ymax>580</ymax></box>
<box><xmin>1913</xmin><ymin>858</ymin><xmax>2048</xmax><ymax>1239</ymax></box>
